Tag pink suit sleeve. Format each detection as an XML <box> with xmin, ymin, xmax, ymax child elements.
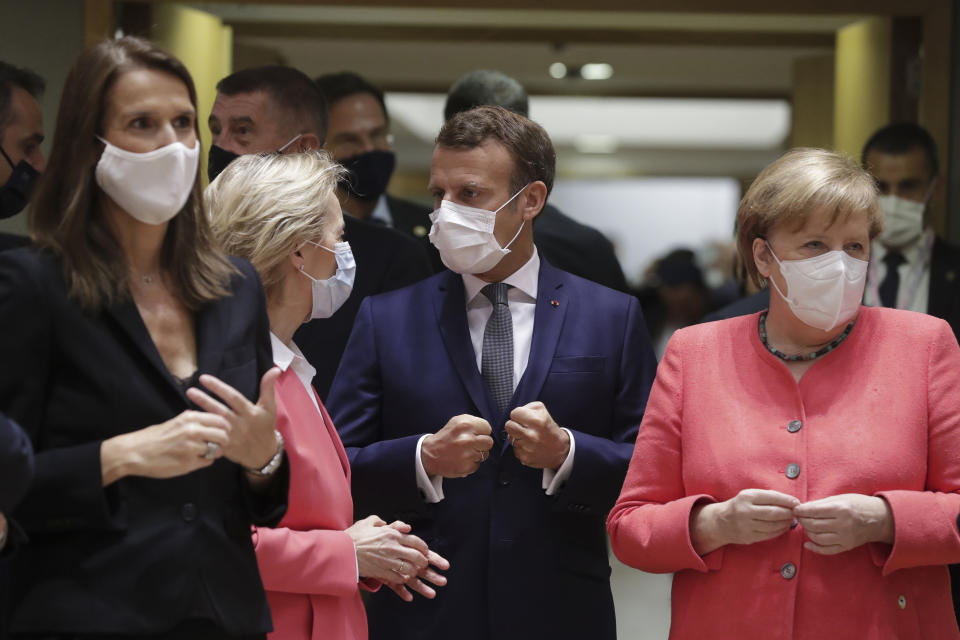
<box><xmin>606</xmin><ymin>333</ymin><xmax>723</xmax><ymax>574</ymax></box>
<box><xmin>875</xmin><ymin>321</ymin><xmax>960</xmax><ymax>574</ymax></box>
<box><xmin>252</xmin><ymin>525</ymin><xmax>359</xmax><ymax>597</ymax></box>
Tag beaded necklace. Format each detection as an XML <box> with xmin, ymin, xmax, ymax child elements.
<box><xmin>758</xmin><ymin>310</ymin><xmax>855</xmax><ymax>362</ymax></box>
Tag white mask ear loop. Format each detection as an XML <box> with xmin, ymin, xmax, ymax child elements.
<box><xmin>764</xmin><ymin>242</ymin><xmax>790</xmax><ymax>301</ymax></box>
<box><xmin>278</xmin><ymin>133</ymin><xmax>303</xmax><ymax>153</ymax></box>
<box><xmin>495</xmin><ymin>185</ymin><xmax>529</xmax><ymax>250</ymax></box>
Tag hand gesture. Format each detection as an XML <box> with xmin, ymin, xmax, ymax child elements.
<box><xmin>421</xmin><ymin>415</ymin><xmax>494</xmax><ymax>478</ymax></box>
<box><xmin>186</xmin><ymin>368</ymin><xmax>280</xmax><ymax>470</ymax></box>
<box><xmin>101</xmin><ymin>409</ymin><xmax>232</xmax><ymax>485</ymax></box>
<box><xmin>794</xmin><ymin>494</ymin><xmax>893</xmax><ymax>555</ymax></box>
<box><xmin>691</xmin><ymin>489</ymin><xmax>799</xmax><ymax>555</ymax></box>
<box><xmin>347</xmin><ymin>516</ymin><xmax>449</xmax><ymax>602</ymax></box>
<box><xmin>505</xmin><ymin>401</ymin><xmax>570</xmax><ymax>470</ymax></box>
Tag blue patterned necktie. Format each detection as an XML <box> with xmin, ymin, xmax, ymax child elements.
<box><xmin>481</xmin><ymin>283</ymin><xmax>514</xmax><ymax>414</ymax></box>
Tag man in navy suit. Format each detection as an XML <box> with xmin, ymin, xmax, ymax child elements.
<box><xmin>0</xmin><ymin>413</ymin><xmax>32</xmax><ymax>552</ymax></box>
<box><xmin>327</xmin><ymin>106</ymin><xmax>657</xmax><ymax>640</ymax></box>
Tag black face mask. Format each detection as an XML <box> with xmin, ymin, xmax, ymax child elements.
<box><xmin>338</xmin><ymin>150</ymin><xmax>396</xmax><ymax>202</ymax></box>
<box><xmin>0</xmin><ymin>145</ymin><xmax>40</xmax><ymax>219</ymax></box>
<box><xmin>207</xmin><ymin>144</ymin><xmax>240</xmax><ymax>183</ymax></box>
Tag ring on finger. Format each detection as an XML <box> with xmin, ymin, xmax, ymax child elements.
<box><xmin>203</xmin><ymin>441</ymin><xmax>219</xmax><ymax>460</ymax></box>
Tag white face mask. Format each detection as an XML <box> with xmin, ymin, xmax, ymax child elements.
<box><xmin>95</xmin><ymin>137</ymin><xmax>199</xmax><ymax>225</ymax></box>
<box><xmin>299</xmin><ymin>240</ymin><xmax>355</xmax><ymax>320</ymax></box>
<box><xmin>428</xmin><ymin>186</ymin><xmax>528</xmax><ymax>274</ymax></box>
<box><xmin>877</xmin><ymin>193</ymin><xmax>928</xmax><ymax>248</ymax></box>
<box><xmin>766</xmin><ymin>243</ymin><xmax>868</xmax><ymax>332</ymax></box>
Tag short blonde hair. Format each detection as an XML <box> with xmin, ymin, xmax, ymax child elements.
<box><xmin>205</xmin><ymin>151</ymin><xmax>344</xmax><ymax>298</ymax></box>
<box><xmin>737</xmin><ymin>148</ymin><xmax>883</xmax><ymax>288</ymax></box>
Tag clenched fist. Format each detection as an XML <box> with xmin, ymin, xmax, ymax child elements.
<box><xmin>505</xmin><ymin>401</ymin><xmax>570</xmax><ymax>470</ymax></box>
<box><xmin>421</xmin><ymin>415</ymin><xmax>494</xmax><ymax>478</ymax></box>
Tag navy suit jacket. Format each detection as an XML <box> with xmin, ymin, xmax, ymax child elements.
<box><xmin>0</xmin><ymin>414</ymin><xmax>32</xmax><ymax>515</ymax></box>
<box><xmin>327</xmin><ymin>259</ymin><xmax>657</xmax><ymax>640</ymax></box>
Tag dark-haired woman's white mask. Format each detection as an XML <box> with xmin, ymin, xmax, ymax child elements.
<box><xmin>95</xmin><ymin>137</ymin><xmax>199</xmax><ymax>225</ymax></box>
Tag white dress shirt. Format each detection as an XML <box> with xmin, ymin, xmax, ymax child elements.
<box><xmin>415</xmin><ymin>249</ymin><xmax>576</xmax><ymax>502</ymax></box>
<box><xmin>864</xmin><ymin>228</ymin><xmax>933</xmax><ymax>313</ymax></box>
<box><xmin>369</xmin><ymin>194</ymin><xmax>393</xmax><ymax>227</ymax></box>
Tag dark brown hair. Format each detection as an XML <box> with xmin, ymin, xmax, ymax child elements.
<box><xmin>436</xmin><ymin>105</ymin><xmax>555</xmax><ymax>197</ymax></box>
<box><xmin>29</xmin><ymin>36</ymin><xmax>234</xmax><ymax>312</ymax></box>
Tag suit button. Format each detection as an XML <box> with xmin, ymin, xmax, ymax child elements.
<box><xmin>787</xmin><ymin>420</ymin><xmax>802</xmax><ymax>433</ymax></box>
<box><xmin>499</xmin><ymin>471</ymin><xmax>511</xmax><ymax>486</ymax></box>
<box><xmin>898</xmin><ymin>595</ymin><xmax>907</xmax><ymax>609</ymax></box>
<box><xmin>181</xmin><ymin>503</ymin><xmax>198</xmax><ymax>522</ymax></box>
<box><xmin>785</xmin><ymin>463</ymin><xmax>800</xmax><ymax>479</ymax></box>
<box><xmin>780</xmin><ymin>562</ymin><xmax>797</xmax><ymax>580</ymax></box>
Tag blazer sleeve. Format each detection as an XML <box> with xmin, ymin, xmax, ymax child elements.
<box><xmin>873</xmin><ymin>320</ymin><xmax>960</xmax><ymax>574</ymax></box>
<box><xmin>551</xmin><ymin>295</ymin><xmax>658</xmax><ymax>515</ymax></box>
<box><xmin>606</xmin><ymin>332</ymin><xmax>722</xmax><ymax>574</ymax></box>
<box><xmin>0</xmin><ymin>251</ymin><xmax>125</xmax><ymax>533</ymax></box>
<box><xmin>0</xmin><ymin>413</ymin><xmax>34</xmax><ymax>513</ymax></box>
<box><xmin>252</xmin><ymin>525</ymin><xmax>359</xmax><ymax>597</ymax></box>
<box><xmin>329</xmin><ymin>297</ymin><xmax>429</xmax><ymax>520</ymax></box>
<box><xmin>381</xmin><ymin>236</ymin><xmax>432</xmax><ymax>293</ymax></box>
<box><xmin>237</xmin><ymin>260</ymin><xmax>289</xmax><ymax>528</ymax></box>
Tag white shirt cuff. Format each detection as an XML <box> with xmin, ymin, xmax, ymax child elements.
<box><xmin>352</xmin><ymin>539</ymin><xmax>359</xmax><ymax>583</ymax></box>
<box><xmin>415</xmin><ymin>434</ymin><xmax>444</xmax><ymax>503</ymax></box>
<box><xmin>542</xmin><ymin>428</ymin><xmax>575</xmax><ymax>495</ymax></box>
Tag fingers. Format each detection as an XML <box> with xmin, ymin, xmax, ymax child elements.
<box><xmin>804</xmin><ymin>540</ymin><xmax>846</xmax><ymax>555</ymax></box>
<box><xmin>418</xmin><ymin>566</ymin><xmax>448</xmax><ymax>587</ymax></box>
<box><xmin>198</xmin><ymin>374</ymin><xmax>253</xmax><ymax>416</ymax></box>
<box><xmin>796</xmin><ymin>516</ymin><xmax>837</xmax><ymax>533</ymax></box>
<box><xmin>509</xmin><ymin>401</ymin><xmax>546</xmax><ymax>425</ymax></box>
<box><xmin>741</xmin><ymin>489</ymin><xmax>800</xmax><ymax>509</ymax></box>
<box><xmin>749</xmin><ymin>505</ymin><xmax>797</xmax><ymax>522</ymax></box>
<box><xmin>398</xmin><ymin>533</ymin><xmax>429</xmax><ymax>556</ymax></box>
<box><xmin>426</xmin><ymin>549</ymin><xmax>450</xmax><ymax>571</ymax></box>
<box><xmin>504</xmin><ymin>420</ymin><xmax>532</xmax><ymax>441</ymax></box>
<box><xmin>186</xmin><ymin>387</ymin><xmax>234</xmax><ymax>419</ymax></box>
<box><xmin>403</xmin><ymin>577</ymin><xmax>437</xmax><ymax>600</ymax></box>
<box><xmin>257</xmin><ymin>367</ymin><xmax>281</xmax><ymax>414</ymax></box>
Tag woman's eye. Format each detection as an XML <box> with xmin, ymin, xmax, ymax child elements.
<box><xmin>174</xmin><ymin>116</ymin><xmax>193</xmax><ymax>129</ymax></box>
<box><xmin>130</xmin><ymin>117</ymin><xmax>151</xmax><ymax>130</ymax></box>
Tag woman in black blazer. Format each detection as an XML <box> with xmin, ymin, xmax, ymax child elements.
<box><xmin>0</xmin><ymin>37</ymin><xmax>287</xmax><ymax>639</ymax></box>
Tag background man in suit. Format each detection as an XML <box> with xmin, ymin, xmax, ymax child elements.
<box><xmin>0</xmin><ymin>413</ymin><xmax>33</xmax><ymax>553</ymax></box>
<box><xmin>208</xmin><ymin>65</ymin><xmax>432</xmax><ymax>400</ymax></box>
<box><xmin>444</xmin><ymin>70</ymin><xmax>629</xmax><ymax>293</ymax></box>
<box><xmin>316</xmin><ymin>71</ymin><xmax>442</xmax><ymax>272</ymax></box>
<box><xmin>861</xmin><ymin>122</ymin><xmax>960</xmax><ymax>338</ymax></box>
<box><xmin>0</xmin><ymin>62</ymin><xmax>44</xmax><ymax>251</ymax></box>
<box><xmin>327</xmin><ymin>105</ymin><xmax>657</xmax><ymax>640</ymax></box>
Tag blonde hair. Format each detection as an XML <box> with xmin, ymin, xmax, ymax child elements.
<box><xmin>737</xmin><ymin>148</ymin><xmax>883</xmax><ymax>288</ymax></box>
<box><xmin>205</xmin><ymin>151</ymin><xmax>345</xmax><ymax>298</ymax></box>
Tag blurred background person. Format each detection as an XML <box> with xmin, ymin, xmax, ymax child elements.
<box><xmin>0</xmin><ymin>61</ymin><xmax>44</xmax><ymax>251</ymax></box>
<box><xmin>316</xmin><ymin>71</ymin><xmax>441</xmax><ymax>272</ymax></box>
<box><xmin>207</xmin><ymin>150</ymin><xmax>449</xmax><ymax>640</ymax></box>
<box><xmin>635</xmin><ymin>248</ymin><xmax>716</xmax><ymax>358</ymax></box>
<box><xmin>444</xmin><ymin>69</ymin><xmax>629</xmax><ymax>293</ymax></box>
<box><xmin>862</xmin><ymin>123</ymin><xmax>960</xmax><ymax>338</ymax></box>
<box><xmin>0</xmin><ymin>37</ymin><xmax>287</xmax><ymax>639</ymax></box>
<box><xmin>209</xmin><ymin>65</ymin><xmax>432</xmax><ymax>401</ymax></box>
<box><xmin>608</xmin><ymin>148</ymin><xmax>960</xmax><ymax>639</ymax></box>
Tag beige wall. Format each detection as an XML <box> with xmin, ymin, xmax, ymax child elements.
<box><xmin>833</xmin><ymin>17</ymin><xmax>891</xmax><ymax>162</ymax></box>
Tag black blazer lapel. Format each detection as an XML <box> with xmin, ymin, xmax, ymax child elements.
<box><xmin>433</xmin><ymin>271</ymin><xmax>498</xmax><ymax>423</ymax></box>
<box><xmin>929</xmin><ymin>238</ymin><xmax>959</xmax><ymax>320</ymax></box>
<box><xmin>195</xmin><ymin>295</ymin><xmax>227</xmax><ymax>377</ymax></box>
<box><xmin>506</xmin><ymin>261</ymin><xmax>567</xmax><ymax>449</ymax></box>
<box><xmin>103</xmin><ymin>298</ymin><xmax>185</xmax><ymax>399</ymax></box>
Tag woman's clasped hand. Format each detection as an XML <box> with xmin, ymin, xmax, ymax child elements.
<box><xmin>691</xmin><ymin>488</ymin><xmax>893</xmax><ymax>556</ymax></box>
<box><xmin>346</xmin><ymin>515</ymin><xmax>450</xmax><ymax>602</ymax></box>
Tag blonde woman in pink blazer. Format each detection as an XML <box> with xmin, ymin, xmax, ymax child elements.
<box><xmin>207</xmin><ymin>152</ymin><xmax>449</xmax><ymax>640</ymax></box>
<box><xmin>608</xmin><ymin>148</ymin><xmax>960</xmax><ymax>639</ymax></box>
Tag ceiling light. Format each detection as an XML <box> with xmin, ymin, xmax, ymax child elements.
<box><xmin>549</xmin><ymin>62</ymin><xmax>567</xmax><ymax>79</ymax></box>
<box><xmin>580</xmin><ymin>63</ymin><xmax>614</xmax><ymax>80</ymax></box>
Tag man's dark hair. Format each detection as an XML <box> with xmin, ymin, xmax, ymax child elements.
<box><xmin>444</xmin><ymin>70</ymin><xmax>529</xmax><ymax>121</ymax></box>
<box><xmin>437</xmin><ymin>105</ymin><xmax>555</xmax><ymax>197</ymax></box>
<box><xmin>314</xmin><ymin>71</ymin><xmax>388</xmax><ymax>122</ymax></box>
<box><xmin>0</xmin><ymin>61</ymin><xmax>45</xmax><ymax>133</ymax></box>
<box><xmin>861</xmin><ymin>122</ymin><xmax>939</xmax><ymax>178</ymax></box>
<box><xmin>217</xmin><ymin>65</ymin><xmax>328</xmax><ymax>143</ymax></box>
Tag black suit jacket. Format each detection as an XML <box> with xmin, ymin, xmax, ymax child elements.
<box><xmin>928</xmin><ymin>237</ymin><xmax>960</xmax><ymax>340</ymax></box>
<box><xmin>533</xmin><ymin>204</ymin><xmax>629</xmax><ymax>293</ymax></box>
<box><xmin>386</xmin><ymin>194</ymin><xmax>443</xmax><ymax>273</ymax></box>
<box><xmin>0</xmin><ymin>233</ymin><xmax>28</xmax><ymax>253</ymax></box>
<box><xmin>0</xmin><ymin>414</ymin><xmax>32</xmax><ymax>515</ymax></box>
<box><xmin>294</xmin><ymin>215</ymin><xmax>433</xmax><ymax>401</ymax></box>
<box><xmin>0</xmin><ymin>248</ymin><xmax>286</xmax><ymax>636</ymax></box>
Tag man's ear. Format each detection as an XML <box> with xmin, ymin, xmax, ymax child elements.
<box><xmin>521</xmin><ymin>181</ymin><xmax>548</xmax><ymax>222</ymax></box>
<box><xmin>298</xmin><ymin>133</ymin><xmax>321</xmax><ymax>152</ymax></box>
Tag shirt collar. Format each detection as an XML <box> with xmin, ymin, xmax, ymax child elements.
<box><xmin>270</xmin><ymin>332</ymin><xmax>316</xmax><ymax>378</ymax></box>
<box><xmin>369</xmin><ymin>194</ymin><xmax>392</xmax><ymax>226</ymax></box>
<box><xmin>872</xmin><ymin>227</ymin><xmax>934</xmax><ymax>266</ymax></box>
<box><xmin>462</xmin><ymin>248</ymin><xmax>540</xmax><ymax>305</ymax></box>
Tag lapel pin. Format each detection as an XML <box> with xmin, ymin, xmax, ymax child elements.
<box><xmin>550</xmin><ymin>299</ymin><xmax>560</xmax><ymax>307</ymax></box>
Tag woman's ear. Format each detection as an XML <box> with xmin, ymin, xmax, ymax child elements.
<box><xmin>753</xmin><ymin>238</ymin><xmax>773</xmax><ymax>279</ymax></box>
<box><xmin>289</xmin><ymin>246</ymin><xmax>306</xmax><ymax>271</ymax></box>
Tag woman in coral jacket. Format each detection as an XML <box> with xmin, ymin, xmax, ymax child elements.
<box><xmin>607</xmin><ymin>148</ymin><xmax>960</xmax><ymax>640</ymax></box>
<box><xmin>207</xmin><ymin>151</ymin><xmax>449</xmax><ymax>640</ymax></box>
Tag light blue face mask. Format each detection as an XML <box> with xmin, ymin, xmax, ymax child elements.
<box><xmin>299</xmin><ymin>240</ymin><xmax>355</xmax><ymax>319</ymax></box>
